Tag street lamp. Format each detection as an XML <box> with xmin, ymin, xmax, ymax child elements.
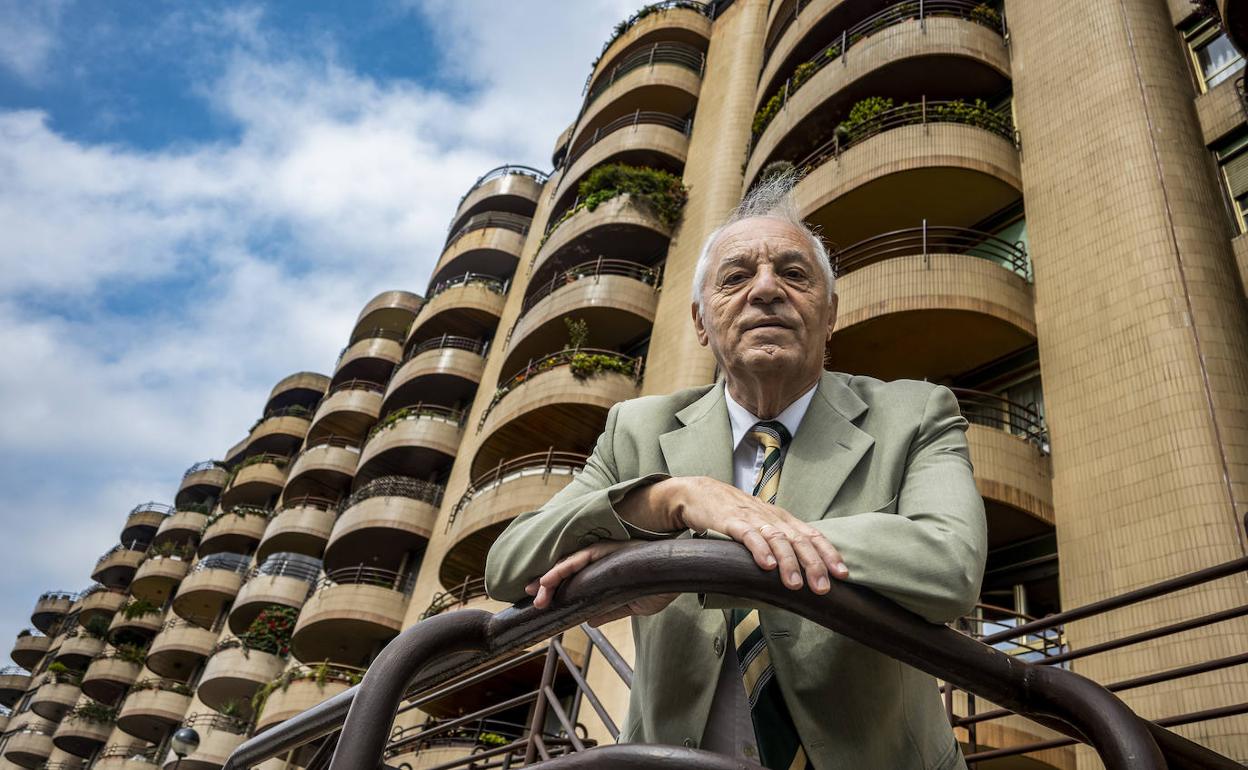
<box><xmin>170</xmin><ymin>726</ymin><xmax>200</xmax><ymax>769</ymax></box>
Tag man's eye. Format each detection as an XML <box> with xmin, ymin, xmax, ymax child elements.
<box><xmin>784</xmin><ymin>269</ymin><xmax>806</xmax><ymax>280</ymax></box>
<box><xmin>722</xmin><ymin>273</ymin><xmax>747</xmax><ymax>286</ymax></box>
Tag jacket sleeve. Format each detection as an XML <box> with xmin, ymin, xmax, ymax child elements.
<box><xmin>700</xmin><ymin>385</ymin><xmax>987</xmax><ymax>624</ymax></box>
<box><xmin>484</xmin><ymin>402</ymin><xmax>677</xmax><ymax>604</ymax></box>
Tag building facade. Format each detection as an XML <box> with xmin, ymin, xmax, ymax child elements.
<box><xmin>2</xmin><ymin>0</ymin><xmax>1246</xmax><ymax>768</ymax></box>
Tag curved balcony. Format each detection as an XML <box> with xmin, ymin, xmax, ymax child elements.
<box><xmin>243</xmin><ymin>408</ymin><xmax>312</xmax><ymax>459</ymax></box>
<box><xmin>282</xmin><ymin>437</ymin><xmax>361</xmax><ymax>500</ymax></box>
<box><xmin>31</xmin><ymin>591</ymin><xmax>75</xmax><ymax>634</ymax></box>
<box><xmin>219</xmin><ymin>455</ymin><xmax>288</xmax><ymax>510</ymax></box>
<box><xmin>384</xmin><ymin>337</ymin><xmax>487</xmax><ymax>414</ymax></box>
<box><xmin>0</xmin><ymin>666</ymin><xmax>31</xmax><ymax>707</ymax></box>
<box><xmin>171</xmin><ymin>554</ymin><xmax>250</xmax><ymax>628</ymax></box>
<box><xmin>106</xmin><ymin>605</ymin><xmax>164</xmax><ymax>648</ymax></box>
<box><xmin>116</xmin><ymin>680</ymin><xmax>193</xmax><ymax>743</ymax></box>
<box><xmin>353</xmin><ymin>408</ymin><xmax>462</xmax><ymax>488</ymax></box>
<box><xmin>128</xmin><ymin>556</ymin><xmax>191</xmax><ymax>606</ymax></box>
<box><xmin>164</xmin><ymin>713</ymin><xmax>250</xmax><ymax>769</ymax></box>
<box><xmin>77</xmin><ymin>587</ymin><xmax>127</xmax><ymax>628</ymax></box>
<box><xmin>146</xmin><ymin>619</ymin><xmax>216</xmax><ymax>679</ymax></box>
<box><xmin>254</xmin><ymin>664</ymin><xmax>361</xmax><ymax>732</ymax></box>
<box><xmin>406</xmin><ymin>273</ymin><xmax>508</xmax><ymax>343</ymax></box>
<box><xmin>432</xmin><ymin>213</ymin><xmax>529</xmax><ymax>290</ymax></box>
<box><xmin>197</xmin><ymin>642</ymin><xmax>285</xmax><ymax>718</ymax></box>
<box><xmin>503</xmin><ymin>259</ymin><xmax>662</xmax><ymax>375</ymax></box>
<box><xmin>448</xmin><ymin>166</ymin><xmax>546</xmax><ymax>238</ymax></box>
<box><xmin>826</xmin><ymin>232</ymin><xmax>1034</xmax><ymax>382</ymax></box>
<box><xmin>3</xmin><ymin>723</ymin><xmax>54</xmax><ymax>768</ymax></box>
<box><xmin>31</xmin><ymin>674</ymin><xmax>82</xmax><ymax>721</ymax></box>
<box><xmin>263</xmin><ymin>371</ymin><xmax>329</xmax><ymax>415</ymax></box>
<box><xmin>255</xmin><ymin>497</ymin><xmax>338</xmax><ymax>562</ymax></box>
<box><xmin>332</xmin><ymin>329</ymin><xmax>405</xmax><ymax>387</ymax></box>
<box><xmin>440</xmin><ymin>452</ymin><xmax>586</xmax><ymax>588</ymax></box>
<box><xmin>572</xmin><ymin>44</ymin><xmax>703</xmax><ymax>155</ymax></box>
<box><xmin>551</xmin><ymin>112</ymin><xmax>691</xmax><ymax>214</ymax></box>
<box><xmin>307</xmin><ymin>379</ymin><xmax>385</xmax><ymax>443</ymax></box>
<box><xmin>91</xmin><ymin>544</ymin><xmax>147</xmax><ymax>590</ymax></box>
<box><xmin>198</xmin><ymin>506</ymin><xmax>272</xmax><ymax>557</ymax></box>
<box><xmin>82</xmin><ymin>652</ymin><xmax>142</xmax><ymax>704</ymax></box>
<box><xmin>53</xmin><ymin>705</ymin><xmax>114</xmax><ymax>758</ymax></box>
<box><xmin>12</xmin><ymin>631</ymin><xmax>50</xmax><ymax>669</ymax></box>
<box><xmin>94</xmin><ymin>744</ymin><xmax>163</xmax><ymax>770</ymax></box>
<box><xmin>53</xmin><ymin>633</ymin><xmax>105</xmax><ymax>670</ymax></box>
<box><xmin>323</xmin><ymin>477</ymin><xmax>443</xmax><ymax>573</ymax></box>
<box><xmin>227</xmin><ymin>553</ymin><xmax>321</xmax><ymax>634</ymax></box>
<box><xmin>351</xmin><ymin>290</ymin><xmax>423</xmax><ymax>343</ymax></box>
<box><xmin>290</xmin><ymin>567</ymin><xmax>415</xmax><ymax>666</ymax></box>
<box><xmin>176</xmin><ymin>461</ymin><xmax>227</xmax><ymax>508</ymax></box>
<box><xmin>152</xmin><ymin>507</ymin><xmax>208</xmax><ymax>550</ymax></box>
<box><xmin>121</xmin><ymin>503</ymin><xmax>172</xmax><ymax>545</ymax></box>
<box><xmin>474</xmin><ymin>350</ymin><xmax>642</xmax><ymax>477</ymax></box>
<box><xmin>585</xmin><ymin>1</ymin><xmax>711</xmax><ymax>100</ymax></box>
<box><xmin>530</xmin><ymin>193</ymin><xmax>674</xmax><ymax>288</ymax></box>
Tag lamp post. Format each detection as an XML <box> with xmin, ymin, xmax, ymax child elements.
<box><xmin>170</xmin><ymin>726</ymin><xmax>200</xmax><ymax>769</ymax></box>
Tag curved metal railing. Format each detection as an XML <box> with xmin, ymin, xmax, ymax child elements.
<box><xmin>223</xmin><ymin>542</ymin><xmax>1248</xmax><ymax>770</ymax></box>
<box><xmin>98</xmin><ymin>744</ymin><xmax>160</xmax><ymax>761</ymax></box>
<box><xmin>585</xmin><ymin>42</ymin><xmax>705</xmax><ymax>109</ymax></box>
<box><xmin>322</xmin><ymin>378</ymin><xmax>385</xmax><ymax>398</ymax></box>
<box><xmin>444</xmin><ymin>211</ymin><xmax>532</xmax><ymax>249</ymax></box>
<box><xmin>188</xmin><ymin>552</ymin><xmax>252</xmax><ymax>577</ymax></box>
<box><xmin>455</xmin><ymin>165</ymin><xmax>549</xmax><ymax>208</ymax></box>
<box><xmin>405</xmin><ymin>334</ymin><xmax>489</xmax><ymax>362</ymax></box>
<box><xmin>520</xmin><ymin>259</ymin><xmax>664</xmax><ymax>317</ymax></box>
<box><xmin>127</xmin><ymin>502</ymin><xmax>174</xmax><ymax>518</ymax></box>
<box><xmin>585</xmin><ymin>0</ymin><xmax>712</xmax><ymax>92</ymax></box>
<box><xmin>420</xmin><ymin>577</ymin><xmax>488</xmax><ymax>620</ymax></box>
<box><xmin>426</xmin><ymin>272</ymin><xmax>509</xmax><ymax>301</ymax></box>
<box><xmin>338</xmin><ymin>475</ymin><xmax>445</xmax><ymax>513</ymax></box>
<box><xmin>182</xmin><ymin>460</ymin><xmax>223</xmax><ymax>479</ymax></box>
<box><xmin>0</xmin><ymin>665</ymin><xmax>30</xmax><ymax>676</ymax></box>
<box><xmin>831</xmin><ymin>223</ymin><xmax>1029</xmax><ymax>279</ymax></box>
<box><xmin>36</xmin><ymin>590</ymin><xmax>78</xmax><ymax>603</ymax></box>
<box><xmin>564</xmin><ymin>110</ymin><xmax>692</xmax><ymax>170</ymax></box>
<box><xmin>300</xmin><ymin>435</ymin><xmax>363</xmax><ymax>454</ymax></box>
<box><xmin>277</xmin><ymin>494</ymin><xmax>340</xmax><ymax>513</ymax></box>
<box><xmin>346</xmin><ymin>327</ymin><xmax>408</xmax><ymax>346</ymax></box>
<box><xmin>366</xmin><ymin>404</ymin><xmax>465</xmax><ymax>444</ymax></box>
<box><xmin>183</xmin><ymin>711</ymin><xmax>250</xmax><ymax>735</ymax></box>
<box><xmin>950</xmin><ymin>388</ymin><xmax>1048</xmax><ymax>451</ymax></box>
<box><xmin>314</xmin><ymin>566</ymin><xmax>417</xmax><ymax>596</ymax></box>
<box><xmin>478</xmin><ymin>349</ymin><xmax>645</xmax><ymax>430</ymax></box>
<box><xmin>254</xmin><ymin>553</ymin><xmax>323</xmax><ymax>585</ymax></box>
<box><xmin>445</xmin><ymin>450</ymin><xmax>588</xmax><ymax>532</ymax></box>
<box><xmin>203</xmin><ymin>504</ymin><xmax>275</xmax><ymax>530</ymax></box>
<box><xmin>94</xmin><ymin>541</ymin><xmax>148</xmax><ymax>566</ymax></box>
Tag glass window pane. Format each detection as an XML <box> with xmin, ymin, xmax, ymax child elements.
<box><xmin>1198</xmin><ymin>34</ymin><xmax>1245</xmax><ymax>88</ymax></box>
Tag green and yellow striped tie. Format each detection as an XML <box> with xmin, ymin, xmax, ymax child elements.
<box><xmin>731</xmin><ymin>420</ymin><xmax>814</xmax><ymax>770</ymax></box>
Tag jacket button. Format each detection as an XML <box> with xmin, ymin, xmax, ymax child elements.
<box><xmin>683</xmin><ymin>737</ymin><xmax>696</xmax><ymax>748</ymax></box>
<box><xmin>712</xmin><ymin>636</ymin><xmax>724</xmax><ymax>657</ymax></box>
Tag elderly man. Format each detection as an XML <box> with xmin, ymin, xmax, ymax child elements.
<box><xmin>484</xmin><ymin>176</ymin><xmax>987</xmax><ymax>770</ymax></box>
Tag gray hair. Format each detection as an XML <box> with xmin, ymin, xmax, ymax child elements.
<box><xmin>691</xmin><ymin>170</ymin><xmax>834</xmax><ymax>313</ymax></box>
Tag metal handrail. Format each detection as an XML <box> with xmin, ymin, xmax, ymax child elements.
<box><xmin>444</xmin><ymin>211</ymin><xmax>532</xmax><ymax>249</ymax></box>
<box><xmin>420</xmin><ymin>577</ymin><xmax>488</xmax><ymax>620</ymax></box>
<box><xmin>0</xmin><ymin>665</ymin><xmax>30</xmax><ymax>676</ymax></box>
<box><xmin>95</xmin><ymin>541</ymin><xmax>148</xmax><ymax>565</ymax></box>
<box><xmin>758</xmin><ymin>0</ymin><xmax>1005</xmax><ymax>135</ymax></box>
<box><xmin>127</xmin><ymin>502</ymin><xmax>174</xmax><ymax>518</ymax></box>
<box><xmin>831</xmin><ymin>223</ymin><xmax>1030</xmax><ymax>279</ymax></box>
<box><xmin>455</xmin><ymin>165</ymin><xmax>549</xmax><ymax>208</ymax></box>
<box><xmin>338</xmin><ymin>475</ymin><xmax>445</xmax><ymax>513</ymax></box>
<box><xmin>224</xmin><ymin>540</ymin><xmax>1220</xmax><ymax>770</ymax></box>
<box><xmin>405</xmin><ymin>334</ymin><xmax>489</xmax><ymax>361</ymax></box>
<box><xmin>98</xmin><ymin>744</ymin><xmax>159</xmax><ymax>761</ymax></box>
<box><xmin>36</xmin><ymin>590</ymin><xmax>78</xmax><ymax>603</ymax></box>
<box><xmin>584</xmin><ymin>0</ymin><xmax>712</xmax><ymax>93</ymax></box>
<box><xmin>323</xmin><ymin>378</ymin><xmax>385</xmax><ymax>397</ymax></box>
<box><xmin>203</xmin><ymin>504</ymin><xmax>275</xmax><ymax>530</ymax></box>
<box><xmin>585</xmin><ymin>42</ymin><xmax>705</xmax><ymax>109</ymax></box>
<box><xmin>366</xmin><ymin>403</ymin><xmax>466</xmax><ymax>443</ymax></box>
<box><xmin>278</xmin><ymin>494</ymin><xmax>340</xmax><ymax>513</ymax></box>
<box><xmin>183</xmin><ymin>711</ymin><xmax>250</xmax><ymax>735</ymax></box>
<box><xmin>182</xmin><ymin>460</ymin><xmax>223</xmax><ymax>478</ymax></box>
<box><xmin>315</xmin><ymin>565</ymin><xmax>417</xmax><ymax>596</ymax></box>
<box><xmin>445</xmin><ymin>450</ymin><xmax>588</xmax><ymax>532</ymax></box>
<box><xmin>950</xmin><ymin>388</ymin><xmax>1048</xmax><ymax>450</ymax></box>
<box><xmin>254</xmin><ymin>554</ymin><xmax>323</xmax><ymax>584</ymax></box>
<box><xmin>346</xmin><ymin>327</ymin><xmax>407</xmax><ymax>346</ymax></box>
<box><xmin>426</xmin><ymin>272</ymin><xmax>509</xmax><ymax>300</ymax></box>
<box><xmin>478</xmin><ymin>349</ymin><xmax>645</xmax><ymax>430</ymax></box>
<box><xmin>301</xmin><ymin>434</ymin><xmax>362</xmax><ymax>453</ymax></box>
<box><xmin>564</xmin><ymin>110</ymin><xmax>693</xmax><ymax>170</ymax></box>
<box><xmin>188</xmin><ymin>553</ymin><xmax>252</xmax><ymax>576</ymax></box>
<box><xmin>520</xmin><ymin>259</ymin><xmax>664</xmax><ymax>317</ymax></box>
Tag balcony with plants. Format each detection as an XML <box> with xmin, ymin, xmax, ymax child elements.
<box><xmin>431</xmin><ymin>211</ymin><xmax>531</xmax><ymax>292</ymax></box>
<box><xmin>52</xmin><ymin>699</ymin><xmax>116</xmax><ymax>758</ymax></box>
<box><xmin>171</xmin><ymin>553</ymin><xmax>251</xmax><ymax>629</ymax></box>
<box><xmin>116</xmin><ymin>678</ymin><xmax>193</xmax><ymax>744</ymax></box>
<box><xmin>324</xmin><ymin>476</ymin><xmax>443</xmax><ymax>575</ymax></box>
<box><xmin>197</xmin><ymin>504</ymin><xmax>273</xmax><ymax>557</ymax></box>
<box><xmin>52</xmin><ymin>621</ymin><xmax>108</xmax><ymax>670</ymax></box>
<box><xmin>77</xmin><ymin>586</ymin><xmax>127</xmax><ymax>628</ymax></box>
<box><xmin>218</xmin><ymin>454</ymin><xmax>289</xmax><ymax>510</ymax></box>
<box><xmin>145</xmin><ymin>618</ymin><xmax>216</xmax><ymax>680</ymax></box>
<box><xmin>255</xmin><ymin>494</ymin><xmax>339</xmax><ymax>562</ymax></box>
<box><xmin>281</xmin><ymin>436</ymin><xmax>361</xmax><ymax>500</ymax></box>
<box><xmin>120</xmin><ymin>503</ymin><xmax>173</xmax><ymax>546</ymax></box>
<box><xmin>227</xmin><ymin>553</ymin><xmax>322</xmax><ymax>635</ymax></box>
<box><xmin>175</xmin><ymin>461</ymin><xmax>227</xmax><ymax>508</ymax></box>
<box><xmin>240</xmin><ymin>404</ymin><xmax>313</xmax><ymax>460</ymax></box>
<box><xmin>30</xmin><ymin>662</ymin><xmax>84</xmax><ymax>721</ymax></box>
<box><xmin>30</xmin><ymin>592</ymin><xmax>75</xmax><ymax>635</ymax></box>
<box><xmin>252</xmin><ymin>663</ymin><xmax>363</xmax><ymax>733</ymax></box>
<box><xmin>106</xmin><ymin>601</ymin><xmax>164</xmax><ymax>649</ymax></box>
<box><xmin>152</xmin><ymin>503</ymin><xmax>210</xmax><ymax>550</ymax></box>
<box><xmin>444</xmin><ymin>167</ymin><xmax>546</xmax><ymax>264</ymax></box>
<box><xmin>2</xmin><ymin>720</ymin><xmax>55</xmax><ymax>767</ymax></box>
<box><xmin>198</xmin><ymin>609</ymin><xmax>296</xmax><ymax>720</ymax></box>
<box><xmin>352</xmin><ymin>405</ymin><xmax>462</xmax><ymax>489</ymax></box>
<box><xmin>290</xmin><ymin>565</ymin><xmax>418</xmax><ymax>667</ymax></box>
<box><xmin>11</xmin><ymin>629</ymin><xmax>51</xmax><ymax>670</ymax></box>
<box><xmin>128</xmin><ymin>545</ymin><xmax>194</xmax><ymax>606</ymax></box>
<box><xmin>263</xmin><ymin>371</ymin><xmax>330</xmax><ymax>416</ymax></box>
<box><xmin>405</xmin><ymin>272</ymin><xmax>510</xmax><ymax>347</ymax></box>
<box><xmin>91</xmin><ymin>543</ymin><xmax>148</xmax><ymax>591</ymax></box>
<box><xmin>306</xmin><ymin>378</ymin><xmax>385</xmax><ymax>444</ymax></box>
<box><xmin>383</xmin><ymin>335</ymin><xmax>488</xmax><ymax>416</ymax></box>
<box><xmin>81</xmin><ymin>645</ymin><xmax>146</xmax><ymax>704</ymax></box>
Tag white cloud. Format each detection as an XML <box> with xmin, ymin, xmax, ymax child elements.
<box><xmin>0</xmin><ymin>0</ymin><xmax>67</xmax><ymax>82</ymax></box>
<box><xmin>0</xmin><ymin>0</ymin><xmax>656</xmax><ymax>657</ymax></box>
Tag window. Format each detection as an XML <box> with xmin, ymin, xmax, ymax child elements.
<box><xmin>1184</xmin><ymin>17</ymin><xmax>1245</xmax><ymax>92</ymax></box>
<box><xmin>1215</xmin><ymin>130</ymin><xmax>1248</xmax><ymax>233</ymax></box>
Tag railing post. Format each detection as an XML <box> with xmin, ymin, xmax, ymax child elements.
<box><xmin>922</xmin><ymin>218</ymin><xmax>930</xmax><ymax>270</ymax></box>
<box><xmin>523</xmin><ymin>643</ymin><xmax>561</xmax><ymax>764</ymax></box>
<box><xmin>922</xmin><ymin>94</ymin><xmax>927</xmax><ymax>128</ymax></box>
<box><xmin>920</xmin><ymin>0</ymin><xmax>925</xmax><ymax>32</ymax></box>
<box><xmin>543</xmin><ymin>446</ymin><xmax>554</xmax><ymax>481</ymax></box>
<box><xmin>842</xmin><ymin>29</ymin><xmax>848</xmax><ymax>66</ymax></box>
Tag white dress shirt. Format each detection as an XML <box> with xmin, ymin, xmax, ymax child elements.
<box><xmin>723</xmin><ymin>382</ymin><xmax>819</xmax><ymax>494</ymax></box>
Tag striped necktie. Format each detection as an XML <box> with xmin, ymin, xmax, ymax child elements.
<box><xmin>730</xmin><ymin>420</ymin><xmax>814</xmax><ymax>770</ymax></box>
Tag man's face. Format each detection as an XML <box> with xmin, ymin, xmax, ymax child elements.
<box><xmin>692</xmin><ymin>216</ymin><xmax>837</xmax><ymax>380</ymax></box>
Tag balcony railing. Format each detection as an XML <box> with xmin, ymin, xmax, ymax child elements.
<box><xmin>477</xmin><ymin>349</ymin><xmax>645</xmax><ymax>430</ymax></box>
<box><xmin>183</xmin><ymin>711</ymin><xmax>250</xmax><ymax>735</ymax></box>
<box><xmin>420</xmin><ymin>577</ymin><xmax>488</xmax><ymax>620</ymax></box>
<box><xmin>445</xmin><ymin>450</ymin><xmax>588</xmax><ymax>532</ymax></box>
<box><xmin>563</xmin><ymin>110</ymin><xmax>693</xmax><ymax>170</ymax></box>
<box><xmin>831</xmin><ymin>223</ymin><xmax>1030</xmax><ymax>279</ymax></box>
<box><xmin>366</xmin><ymin>404</ymin><xmax>465</xmax><ymax>443</ymax></box>
<box><xmin>182</xmin><ymin>460</ymin><xmax>223</xmax><ymax>479</ymax></box>
<box><xmin>314</xmin><ymin>566</ymin><xmax>417</xmax><ymax>596</ymax></box>
<box><xmin>95</xmin><ymin>541</ymin><xmax>147</xmax><ymax>566</ymax></box>
<box><xmin>36</xmin><ymin>590</ymin><xmax>77</xmax><ymax>603</ymax></box>
<box><xmin>253</xmin><ymin>554</ymin><xmax>323</xmax><ymax>585</ymax></box>
<box><xmin>345</xmin><ymin>327</ymin><xmax>407</xmax><ymax>347</ymax></box>
<box><xmin>203</xmin><ymin>504</ymin><xmax>275</xmax><ymax>530</ymax></box>
<box><xmin>584</xmin><ymin>0</ymin><xmax>712</xmax><ymax>93</ymax></box>
<box><xmin>300</xmin><ymin>435</ymin><xmax>363</xmax><ymax>455</ymax></box>
<box><xmin>520</xmin><ymin>259</ymin><xmax>663</xmax><ymax>317</ymax></box>
<box><xmin>98</xmin><ymin>744</ymin><xmax>160</xmax><ymax>762</ymax></box>
<box><xmin>278</xmin><ymin>495</ymin><xmax>340</xmax><ymax>513</ymax></box>
<box><xmin>792</xmin><ymin>98</ymin><xmax>1017</xmax><ymax>175</ymax></box>
<box><xmin>223</xmin><ymin>453</ymin><xmax>290</xmax><ymax>487</ymax></box>
<box><xmin>188</xmin><ymin>553</ymin><xmax>252</xmax><ymax>577</ymax></box>
<box><xmin>127</xmin><ymin>502</ymin><xmax>173</xmax><ymax>518</ymax></box>
<box><xmin>426</xmin><ymin>272</ymin><xmax>510</xmax><ymax>301</ymax></box>
<box><xmin>950</xmin><ymin>388</ymin><xmax>1048</xmax><ymax>451</ymax></box>
<box><xmin>584</xmin><ymin>41</ymin><xmax>705</xmax><ymax>109</ymax></box>
<box><xmin>455</xmin><ymin>165</ymin><xmax>549</xmax><ymax>208</ymax></box>
<box><xmin>319</xmin><ymin>378</ymin><xmax>385</xmax><ymax>401</ymax></box>
<box><xmin>444</xmin><ymin>211</ymin><xmax>532</xmax><ymax>249</ymax></box>
<box><xmin>405</xmin><ymin>334</ymin><xmax>489</xmax><ymax>361</ymax></box>
<box><xmin>337</xmin><ymin>475</ymin><xmax>445</xmax><ymax>513</ymax></box>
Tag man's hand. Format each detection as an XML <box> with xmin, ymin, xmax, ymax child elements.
<box><xmin>524</xmin><ymin>540</ymin><xmax>677</xmax><ymax>626</ymax></box>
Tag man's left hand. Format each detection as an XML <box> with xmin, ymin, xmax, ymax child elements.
<box><xmin>524</xmin><ymin>540</ymin><xmax>678</xmax><ymax>627</ymax></box>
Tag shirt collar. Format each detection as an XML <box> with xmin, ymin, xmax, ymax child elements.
<box><xmin>723</xmin><ymin>380</ymin><xmax>819</xmax><ymax>450</ymax></box>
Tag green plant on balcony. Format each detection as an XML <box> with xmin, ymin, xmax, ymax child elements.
<box><xmin>564</xmin><ymin>317</ymin><xmax>590</xmax><ymax>351</ymax></box>
<box><xmin>368</xmin><ymin>404</ymin><xmax>456</xmax><ymax>441</ymax></box>
<box><xmin>836</xmin><ymin>96</ymin><xmax>895</xmax><ymax>143</ymax></box>
<box><xmin>568</xmin><ymin>352</ymin><xmax>636</xmax><ymax>380</ymax></box>
<box><xmin>970</xmin><ymin>2</ymin><xmax>1001</xmax><ymax>27</ymax></box>
<box><xmin>223</xmin><ymin>453</ymin><xmax>288</xmax><ymax>487</ymax></box>
<box><xmin>251</xmin><ymin>663</ymin><xmax>363</xmax><ymax>716</ymax></box>
<box><xmin>114</xmin><ymin>643</ymin><xmax>148</xmax><ymax>665</ymax></box>
<box><xmin>129</xmin><ymin>678</ymin><xmax>192</xmax><ymax>696</ymax></box>
<box><xmin>176</xmin><ymin>501</ymin><xmax>213</xmax><ymax>515</ymax></box>
<box><xmin>248</xmin><ymin>404</ymin><xmax>312</xmax><ymax>432</ymax></box>
<box><xmin>204</xmin><ymin>503</ymin><xmax>274</xmax><ymax>530</ymax></box>
<box><xmin>82</xmin><ymin>616</ymin><xmax>111</xmax><ymax>640</ymax></box>
<box><xmin>46</xmin><ymin>661</ymin><xmax>82</xmax><ymax>685</ymax></box>
<box><xmin>238</xmin><ymin>606</ymin><xmax>297</xmax><ymax>657</ymax></box>
<box><xmin>217</xmin><ymin>698</ymin><xmax>246</xmax><ymax>720</ymax></box>
<box><xmin>542</xmin><ymin>164</ymin><xmax>688</xmax><ymax>248</ymax></box>
<box><xmin>478</xmin><ymin>731</ymin><xmax>509</xmax><ymax>747</ymax></box>
<box><xmin>588</xmin><ymin>1</ymin><xmax>706</xmax><ymax>74</ymax></box>
<box><xmin>69</xmin><ymin>700</ymin><xmax>117</xmax><ymax>724</ymax></box>
<box><xmin>120</xmin><ymin>598</ymin><xmax>160</xmax><ymax>621</ymax></box>
<box><xmin>147</xmin><ymin>540</ymin><xmax>195</xmax><ymax>560</ymax></box>
<box><xmin>928</xmin><ymin>97</ymin><xmax>998</xmax><ymax>128</ymax></box>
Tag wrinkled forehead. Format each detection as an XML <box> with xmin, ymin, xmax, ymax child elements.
<box><xmin>708</xmin><ymin>216</ymin><xmax>817</xmax><ymax>269</ymax></box>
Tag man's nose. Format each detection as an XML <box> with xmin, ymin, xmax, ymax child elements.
<box><xmin>747</xmin><ymin>264</ymin><xmax>784</xmax><ymax>305</ymax></box>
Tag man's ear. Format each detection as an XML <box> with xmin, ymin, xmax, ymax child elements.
<box><xmin>692</xmin><ymin>302</ymin><xmax>709</xmax><ymax>347</ymax></box>
<box><xmin>826</xmin><ymin>292</ymin><xmax>838</xmax><ymax>341</ymax></box>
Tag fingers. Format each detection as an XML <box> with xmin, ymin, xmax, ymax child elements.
<box><xmin>718</xmin><ymin>495</ymin><xmax>849</xmax><ymax>593</ymax></box>
<box><xmin>761</xmin><ymin>524</ymin><xmax>804</xmax><ymax>590</ymax></box>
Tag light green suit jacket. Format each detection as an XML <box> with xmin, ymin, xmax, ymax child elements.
<box><xmin>485</xmin><ymin>371</ymin><xmax>987</xmax><ymax>770</ymax></box>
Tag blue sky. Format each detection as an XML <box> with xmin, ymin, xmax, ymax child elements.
<box><xmin>0</xmin><ymin>0</ymin><xmax>646</xmax><ymax>661</ymax></box>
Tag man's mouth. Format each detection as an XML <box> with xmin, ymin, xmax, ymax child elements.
<box><xmin>744</xmin><ymin>319</ymin><xmax>792</xmax><ymax>331</ymax></box>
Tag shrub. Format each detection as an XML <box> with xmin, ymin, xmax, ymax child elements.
<box><xmin>568</xmin><ymin>352</ymin><xmax>636</xmax><ymax>380</ymax></box>
<box><xmin>239</xmin><ymin>606</ymin><xmax>297</xmax><ymax>657</ymax></box>
<box><xmin>564</xmin><ymin>317</ymin><xmax>590</xmax><ymax>350</ymax></box>
<box><xmin>839</xmin><ymin>96</ymin><xmax>895</xmax><ymax>142</ymax></box>
<box><xmin>970</xmin><ymin>3</ymin><xmax>1001</xmax><ymax>27</ymax></box>
<box><xmin>82</xmin><ymin>616</ymin><xmax>111</xmax><ymax>639</ymax></box>
<box><xmin>121</xmin><ymin>599</ymin><xmax>160</xmax><ymax>620</ymax></box>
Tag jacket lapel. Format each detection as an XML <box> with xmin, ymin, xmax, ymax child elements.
<box><xmin>659</xmin><ymin>383</ymin><xmax>734</xmax><ymax>484</ymax></box>
<box><xmin>776</xmin><ymin>372</ymin><xmax>874</xmax><ymax>523</ymax></box>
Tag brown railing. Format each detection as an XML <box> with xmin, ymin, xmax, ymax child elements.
<box><xmin>831</xmin><ymin>223</ymin><xmax>1030</xmax><ymax>279</ymax></box>
<box><xmin>338</xmin><ymin>475</ymin><xmax>445</xmax><ymax>513</ymax></box>
<box><xmin>564</xmin><ymin>110</ymin><xmax>693</xmax><ymax>170</ymax></box>
<box><xmin>961</xmin><ymin>603</ymin><xmax>1066</xmax><ymax>662</ymax></box>
<box><xmin>455</xmin><ymin>165</ymin><xmax>549</xmax><ymax>208</ymax></box>
<box><xmin>477</xmin><ymin>349</ymin><xmax>645</xmax><ymax>430</ymax></box>
<box><xmin>585</xmin><ymin>42</ymin><xmax>705</xmax><ymax>109</ymax></box>
<box><xmin>521</xmin><ymin>259</ymin><xmax>663</xmax><ymax>317</ymax></box>
<box><xmin>444</xmin><ymin>450</ymin><xmax>588</xmax><ymax>532</ymax></box>
<box><xmin>406</xmin><ymin>334</ymin><xmax>489</xmax><ymax>361</ymax></box>
<box><xmin>950</xmin><ymin>388</ymin><xmax>1048</xmax><ymax>451</ymax></box>
<box><xmin>791</xmin><ymin>98</ymin><xmax>1017</xmax><ymax>175</ymax></box>
<box><xmin>315</xmin><ymin>566</ymin><xmax>417</xmax><ymax>596</ymax></box>
<box><xmin>426</xmin><ymin>272</ymin><xmax>509</xmax><ymax>301</ymax></box>
<box><xmin>444</xmin><ymin>211</ymin><xmax>532</xmax><ymax>249</ymax></box>
<box><xmin>420</xmin><ymin>577</ymin><xmax>488</xmax><ymax>620</ymax></box>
